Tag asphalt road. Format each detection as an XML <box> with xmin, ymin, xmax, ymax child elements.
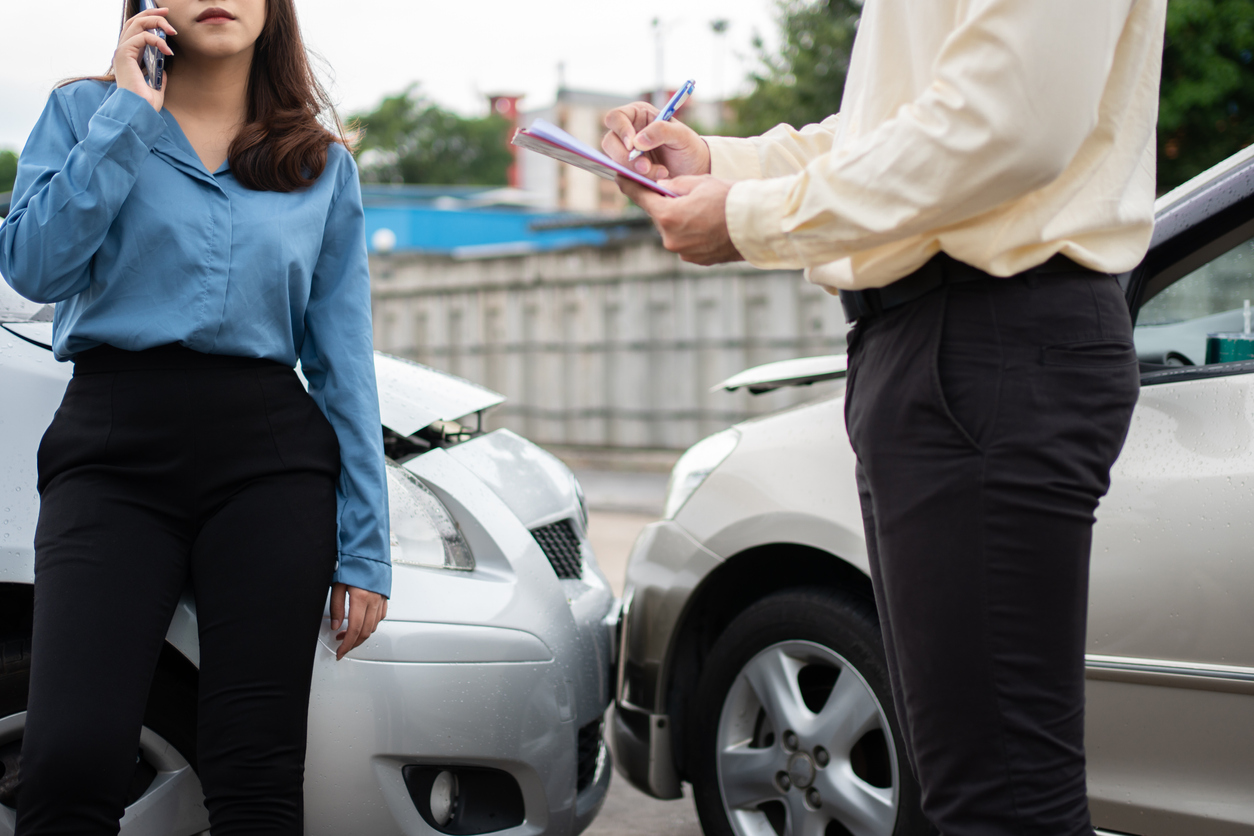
<box><xmin>583</xmin><ymin>771</ymin><xmax>703</xmax><ymax>836</ymax></box>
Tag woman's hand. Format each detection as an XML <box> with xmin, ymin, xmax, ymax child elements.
<box><xmin>113</xmin><ymin>6</ymin><xmax>176</xmax><ymax>111</ymax></box>
<box><xmin>330</xmin><ymin>582</ymin><xmax>388</xmax><ymax>661</ymax></box>
<box><xmin>602</xmin><ymin>102</ymin><xmax>711</xmax><ymax>182</ymax></box>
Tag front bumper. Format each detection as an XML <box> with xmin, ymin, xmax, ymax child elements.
<box><xmin>608</xmin><ymin>702</ymin><xmax>681</xmax><ymax>800</ymax></box>
<box><xmin>305</xmin><ymin>623</ymin><xmax>612</xmax><ymax>836</ymax></box>
<box><xmin>609</xmin><ymin>521</ymin><xmax>721</xmax><ymax>799</ymax></box>
<box><xmin>298</xmin><ymin>438</ymin><xmax>618</xmax><ymax>835</ymax></box>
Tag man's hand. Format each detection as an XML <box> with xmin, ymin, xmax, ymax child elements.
<box><xmin>619</xmin><ymin>175</ymin><xmax>743</xmax><ymax>266</ymax></box>
<box><xmin>330</xmin><ymin>582</ymin><xmax>388</xmax><ymax>661</ymax></box>
<box><xmin>602</xmin><ymin>103</ymin><xmax>712</xmax><ymax>182</ymax></box>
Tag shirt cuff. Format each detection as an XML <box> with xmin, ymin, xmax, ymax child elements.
<box><xmin>92</xmin><ymin>87</ymin><xmax>166</xmax><ymax>152</ymax></box>
<box><xmin>726</xmin><ymin>177</ymin><xmax>804</xmax><ymax>269</ymax></box>
<box><xmin>706</xmin><ymin>136</ymin><xmax>764</xmax><ymax>182</ymax></box>
<box><xmin>334</xmin><ymin>552</ymin><xmax>392</xmax><ymax>598</ymax></box>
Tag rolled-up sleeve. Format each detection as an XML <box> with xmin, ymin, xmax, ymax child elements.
<box><xmin>0</xmin><ymin>86</ymin><xmax>165</xmax><ymax>303</ymax></box>
<box><xmin>300</xmin><ymin>156</ymin><xmax>392</xmax><ymax>598</ymax></box>
<box><xmin>724</xmin><ymin>0</ymin><xmax>1134</xmax><ymax>271</ymax></box>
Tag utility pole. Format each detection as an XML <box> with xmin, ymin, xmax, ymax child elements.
<box><xmin>710</xmin><ymin>19</ymin><xmax>730</xmax><ymax>103</ymax></box>
<box><xmin>652</xmin><ymin>17</ymin><xmax>666</xmax><ymax>108</ymax></box>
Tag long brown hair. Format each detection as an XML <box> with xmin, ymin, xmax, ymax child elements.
<box><xmin>66</xmin><ymin>0</ymin><xmax>348</xmax><ymax>192</ymax></box>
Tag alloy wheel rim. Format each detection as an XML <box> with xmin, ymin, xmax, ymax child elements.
<box><xmin>0</xmin><ymin>711</ymin><xmax>210</xmax><ymax>836</ymax></box>
<box><xmin>715</xmin><ymin>640</ymin><xmax>899</xmax><ymax>836</ymax></box>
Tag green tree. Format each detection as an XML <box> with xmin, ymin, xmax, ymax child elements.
<box><xmin>1158</xmin><ymin>0</ymin><xmax>1254</xmax><ymax>192</ymax></box>
<box><xmin>727</xmin><ymin>0</ymin><xmax>860</xmax><ymax>138</ymax></box>
<box><xmin>351</xmin><ymin>85</ymin><xmax>514</xmax><ymax>186</ymax></box>
<box><xmin>0</xmin><ymin>150</ymin><xmax>17</xmax><ymax>196</ymax></box>
<box><xmin>730</xmin><ymin>0</ymin><xmax>1254</xmax><ymax>194</ymax></box>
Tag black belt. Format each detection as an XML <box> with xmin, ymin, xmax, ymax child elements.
<box><xmin>837</xmin><ymin>253</ymin><xmax>1095</xmax><ymax>323</ymax></box>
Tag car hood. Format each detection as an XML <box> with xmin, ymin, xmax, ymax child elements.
<box><xmin>373</xmin><ymin>352</ymin><xmax>504</xmax><ymax>434</ymax></box>
<box><xmin>0</xmin><ymin>321</ymin><xmax>504</xmax><ymax>431</ymax></box>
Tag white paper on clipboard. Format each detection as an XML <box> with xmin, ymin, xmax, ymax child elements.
<box><xmin>511</xmin><ymin>119</ymin><xmax>678</xmax><ymax>198</ymax></box>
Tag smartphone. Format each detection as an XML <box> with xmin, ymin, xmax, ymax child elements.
<box><xmin>139</xmin><ymin>0</ymin><xmax>166</xmax><ymax>89</ymax></box>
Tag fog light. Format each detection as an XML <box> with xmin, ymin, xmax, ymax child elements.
<box><xmin>430</xmin><ymin>770</ymin><xmax>458</xmax><ymax>826</ymax></box>
<box><xmin>403</xmin><ymin>764</ymin><xmax>525</xmax><ymax>834</ymax></box>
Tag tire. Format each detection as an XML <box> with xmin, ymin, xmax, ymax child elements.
<box><xmin>0</xmin><ymin>634</ymin><xmax>209</xmax><ymax>836</ymax></box>
<box><xmin>688</xmin><ymin>588</ymin><xmax>931</xmax><ymax>836</ymax></box>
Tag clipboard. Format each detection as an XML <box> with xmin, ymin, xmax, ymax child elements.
<box><xmin>512</xmin><ymin>119</ymin><xmax>678</xmax><ymax>198</ymax></box>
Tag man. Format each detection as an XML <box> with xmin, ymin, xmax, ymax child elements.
<box><xmin>602</xmin><ymin>1</ymin><xmax>1166</xmax><ymax>834</ymax></box>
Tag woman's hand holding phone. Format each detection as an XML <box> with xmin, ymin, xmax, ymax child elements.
<box><xmin>113</xmin><ymin>6</ymin><xmax>176</xmax><ymax>111</ymax></box>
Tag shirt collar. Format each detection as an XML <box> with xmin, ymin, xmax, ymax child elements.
<box><xmin>153</xmin><ymin>109</ymin><xmax>231</xmax><ymax>187</ymax></box>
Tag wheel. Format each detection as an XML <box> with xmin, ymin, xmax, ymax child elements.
<box><xmin>0</xmin><ymin>635</ymin><xmax>210</xmax><ymax>836</ymax></box>
<box><xmin>689</xmin><ymin>588</ymin><xmax>930</xmax><ymax>836</ymax></box>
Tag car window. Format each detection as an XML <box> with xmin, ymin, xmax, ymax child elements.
<box><xmin>1134</xmin><ymin>236</ymin><xmax>1254</xmax><ymax>367</ymax></box>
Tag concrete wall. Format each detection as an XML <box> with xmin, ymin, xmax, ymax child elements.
<box><xmin>371</xmin><ymin>239</ymin><xmax>850</xmax><ymax>451</ymax></box>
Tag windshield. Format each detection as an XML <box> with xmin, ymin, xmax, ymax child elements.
<box><xmin>0</xmin><ymin>273</ymin><xmax>52</xmax><ymax>323</ymax></box>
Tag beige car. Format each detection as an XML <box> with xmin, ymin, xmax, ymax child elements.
<box><xmin>611</xmin><ymin>145</ymin><xmax>1254</xmax><ymax>836</ymax></box>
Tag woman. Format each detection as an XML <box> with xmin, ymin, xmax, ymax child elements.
<box><xmin>0</xmin><ymin>1</ymin><xmax>391</xmax><ymax>832</ymax></box>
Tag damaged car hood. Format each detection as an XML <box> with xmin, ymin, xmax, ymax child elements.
<box><xmin>373</xmin><ymin>352</ymin><xmax>504</xmax><ymax>434</ymax></box>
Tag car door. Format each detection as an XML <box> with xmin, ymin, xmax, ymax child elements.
<box><xmin>1085</xmin><ymin>207</ymin><xmax>1254</xmax><ymax>835</ymax></box>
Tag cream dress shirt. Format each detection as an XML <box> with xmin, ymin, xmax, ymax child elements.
<box><xmin>705</xmin><ymin>0</ymin><xmax>1168</xmax><ymax>291</ymax></box>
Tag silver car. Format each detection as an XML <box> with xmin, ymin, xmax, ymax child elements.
<box><xmin>0</xmin><ymin>284</ymin><xmax>616</xmax><ymax>836</ymax></box>
<box><xmin>612</xmin><ymin>145</ymin><xmax>1254</xmax><ymax>836</ymax></box>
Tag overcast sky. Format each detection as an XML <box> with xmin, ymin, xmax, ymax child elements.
<box><xmin>0</xmin><ymin>0</ymin><xmax>780</xmax><ymax>153</ymax></box>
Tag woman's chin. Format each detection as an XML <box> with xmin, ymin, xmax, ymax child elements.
<box><xmin>178</xmin><ymin>41</ymin><xmax>257</xmax><ymax>63</ymax></box>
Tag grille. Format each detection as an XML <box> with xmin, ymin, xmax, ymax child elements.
<box><xmin>531</xmin><ymin>519</ymin><xmax>583</xmax><ymax>579</ymax></box>
<box><xmin>576</xmin><ymin>716</ymin><xmax>605</xmax><ymax>793</ymax></box>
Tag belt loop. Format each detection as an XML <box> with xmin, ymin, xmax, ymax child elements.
<box><xmin>867</xmin><ymin>289</ymin><xmax>883</xmax><ymax>317</ymax></box>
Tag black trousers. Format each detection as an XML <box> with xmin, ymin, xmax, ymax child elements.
<box><xmin>18</xmin><ymin>345</ymin><xmax>340</xmax><ymax>836</ymax></box>
<box><xmin>843</xmin><ymin>268</ymin><xmax>1139</xmax><ymax>835</ymax></box>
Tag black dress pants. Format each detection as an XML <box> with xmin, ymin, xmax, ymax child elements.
<box><xmin>18</xmin><ymin>344</ymin><xmax>341</xmax><ymax>836</ymax></box>
<box><xmin>843</xmin><ymin>268</ymin><xmax>1139</xmax><ymax>835</ymax></box>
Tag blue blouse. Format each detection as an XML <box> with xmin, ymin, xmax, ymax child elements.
<box><xmin>0</xmin><ymin>81</ymin><xmax>391</xmax><ymax>597</ymax></box>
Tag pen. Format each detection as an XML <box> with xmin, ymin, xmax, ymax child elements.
<box><xmin>628</xmin><ymin>79</ymin><xmax>696</xmax><ymax>163</ymax></box>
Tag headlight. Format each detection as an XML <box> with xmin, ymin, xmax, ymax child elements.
<box><xmin>387</xmin><ymin>462</ymin><xmax>474</xmax><ymax>570</ymax></box>
<box><xmin>662</xmin><ymin>428</ymin><xmax>741</xmax><ymax>519</ymax></box>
